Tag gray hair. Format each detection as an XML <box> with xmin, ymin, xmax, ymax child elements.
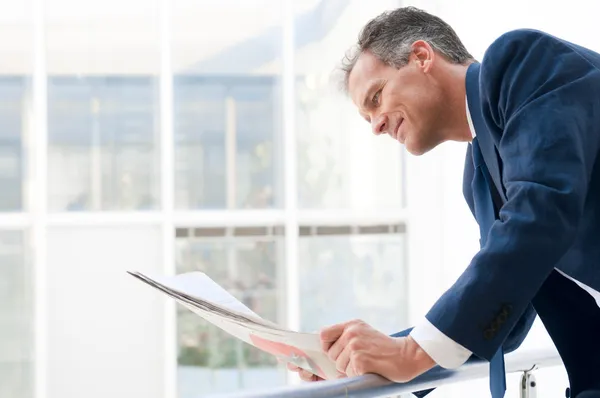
<box><xmin>339</xmin><ymin>7</ymin><xmax>474</xmax><ymax>93</ymax></box>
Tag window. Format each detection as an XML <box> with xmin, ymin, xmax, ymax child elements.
<box><xmin>0</xmin><ymin>230</ymin><xmax>33</xmax><ymax>398</ymax></box>
<box><xmin>175</xmin><ymin>227</ymin><xmax>285</xmax><ymax>397</ymax></box>
<box><xmin>0</xmin><ymin>78</ymin><xmax>27</xmax><ymax>212</ymax></box>
<box><xmin>0</xmin><ymin>1</ymin><xmax>411</xmax><ymax>398</ymax></box>
<box><xmin>173</xmin><ymin>77</ymin><xmax>281</xmax><ymax>209</ymax></box>
<box><xmin>171</xmin><ymin>0</ymin><xmax>283</xmax><ymax>211</ymax></box>
<box><xmin>299</xmin><ymin>226</ymin><xmax>408</xmax><ymax>334</ymax></box>
<box><xmin>172</xmin><ymin>4</ymin><xmax>286</xmax><ymax>392</ymax></box>
<box><xmin>173</xmin><ymin>223</ymin><xmax>409</xmax><ymax>396</ymax></box>
<box><xmin>294</xmin><ymin>0</ymin><xmax>405</xmax><ymax>209</ymax></box>
<box><xmin>45</xmin><ymin>225</ymin><xmax>166</xmax><ymax>398</ymax></box>
<box><xmin>172</xmin><ymin>1</ymin><xmax>408</xmax><ymax>396</ymax></box>
<box><xmin>0</xmin><ymin>0</ymin><xmax>32</xmax><ymax>213</ymax></box>
<box><xmin>47</xmin><ymin>77</ymin><xmax>160</xmax><ymax>211</ymax></box>
<box><xmin>45</xmin><ymin>0</ymin><xmax>161</xmax><ymax>212</ymax></box>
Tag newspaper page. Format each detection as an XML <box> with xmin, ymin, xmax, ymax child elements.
<box><xmin>128</xmin><ymin>271</ymin><xmax>339</xmax><ymax>380</ymax></box>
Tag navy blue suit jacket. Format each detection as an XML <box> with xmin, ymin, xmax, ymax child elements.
<box><xmin>421</xmin><ymin>28</ymin><xmax>600</xmax><ymax>363</ymax></box>
<box><xmin>388</xmin><ymin>28</ymin><xmax>600</xmax><ymax>397</ymax></box>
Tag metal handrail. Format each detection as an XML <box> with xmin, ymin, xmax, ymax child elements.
<box><xmin>206</xmin><ymin>348</ymin><xmax>562</xmax><ymax>398</ymax></box>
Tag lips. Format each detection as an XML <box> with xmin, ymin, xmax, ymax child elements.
<box><xmin>393</xmin><ymin>119</ymin><xmax>404</xmax><ymax>142</ymax></box>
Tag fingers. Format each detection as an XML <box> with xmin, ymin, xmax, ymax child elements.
<box><xmin>336</xmin><ymin>344</ymin><xmax>352</xmax><ymax>375</ymax></box>
<box><xmin>285</xmin><ymin>362</ymin><xmax>323</xmax><ymax>382</ymax></box>
<box><xmin>345</xmin><ymin>353</ymin><xmax>362</xmax><ymax>378</ymax></box>
<box><xmin>321</xmin><ymin>320</ymin><xmax>374</xmax><ymax>378</ymax></box>
<box><xmin>286</xmin><ymin>363</ymin><xmax>346</xmax><ymax>381</ymax></box>
<box><xmin>320</xmin><ymin>319</ymin><xmax>366</xmax><ymax>352</ymax></box>
<box><xmin>325</xmin><ymin>320</ymin><xmax>364</xmax><ymax>362</ymax></box>
<box><xmin>320</xmin><ymin>322</ymin><xmax>347</xmax><ymax>352</ymax></box>
<box><xmin>288</xmin><ymin>320</ymin><xmax>370</xmax><ymax>383</ymax></box>
<box><xmin>299</xmin><ymin>369</ymin><xmax>321</xmax><ymax>382</ymax></box>
<box><xmin>326</xmin><ymin>333</ymin><xmax>348</xmax><ymax>364</ymax></box>
<box><xmin>286</xmin><ymin>362</ymin><xmax>300</xmax><ymax>372</ymax></box>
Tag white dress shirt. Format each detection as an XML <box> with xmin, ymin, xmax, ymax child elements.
<box><xmin>408</xmin><ymin>99</ymin><xmax>600</xmax><ymax>369</ymax></box>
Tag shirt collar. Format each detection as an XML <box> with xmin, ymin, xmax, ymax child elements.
<box><xmin>466</xmin><ymin>95</ymin><xmax>476</xmax><ymax>139</ymax></box>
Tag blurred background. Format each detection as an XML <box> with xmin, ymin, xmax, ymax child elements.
<box><xmin>2</xmin><ymin>0</ymin><xmax>599</xmax><ymax>397</ymax></box>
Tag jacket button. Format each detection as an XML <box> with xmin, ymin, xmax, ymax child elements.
<box><xmin>498</xmin><ymin>312</ymin><xmax>508</xmax><ymax>324</ymax></box>
<box><xmin>484</xmin><ymin>329</ymin><xmax>495</xmax><ymax>340</ymax></box>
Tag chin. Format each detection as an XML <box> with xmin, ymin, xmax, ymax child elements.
<box><xmin>405</xmin><ymin>142</ymin><xmax>428</xmax><ymax>156</ymax></box>
<box><xmin>405</xmin><ymin>136</ymin><xmax>439</xmax><ymax>156</ymax></box>
<box><xmin>407</xmin><ymin>148</ymin><xmax>427</xmax><ymax>156</ymax></box>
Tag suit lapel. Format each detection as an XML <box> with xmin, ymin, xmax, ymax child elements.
<box><xmin>463</xmin><ymin>144</ymin><xmax>476</xmax><ymax>216</ymax></box>
<box><xmin>465</xmin><ymin>63</ymin><xmax>507</xmax><ymax>205</ymax></box>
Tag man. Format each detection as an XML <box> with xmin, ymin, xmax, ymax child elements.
<box><xmin>287</xmin><ymin>7</ymin><xmax>600</xmax><ymax>398</ymax></box>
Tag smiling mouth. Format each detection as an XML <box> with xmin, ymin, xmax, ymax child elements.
<box><xmin>393</xmin><ymin>119</ymin><xmax>404</xmax><ymax>141</ymax></box>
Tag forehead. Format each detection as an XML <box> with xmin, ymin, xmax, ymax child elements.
<box><xmin>347</xmin><ymin>52</ymin><xmax>390</xmax><ymax>105</ymax></box>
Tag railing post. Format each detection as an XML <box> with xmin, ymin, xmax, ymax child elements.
<box><xmin>520</xmin><ymin>369</ymin><xmax>538</xmax><ymax>398</ymax></box>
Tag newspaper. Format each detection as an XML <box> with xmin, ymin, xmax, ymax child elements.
<box><xmin>128</xmin><ymin>270</ymin><xmax>339</xmax><ymax>380</ymax></box>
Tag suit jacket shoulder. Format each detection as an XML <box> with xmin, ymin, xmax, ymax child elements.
<box><xmin>477</xmin><ymin>28</ymin><xmax>600</xmax><ymax>135</ymax></box>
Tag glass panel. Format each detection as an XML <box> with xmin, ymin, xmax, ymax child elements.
<box><xmin>175</xmin><ymin>236</ymin><xmax>285</xmax><ymax>397</ymax></box>
<box><xmin>299</xmin><ymin>233</ymin><xmax>408</xmax><ymax>335</ymax></box>
<box><xmin>173</xmin><ymin>81</ymin><xmax>226</xmax><ymax>209</ymax></box>
<box><xmin>0</xmin><ymin>1</ymin><xmax>32</xmax><ymax>212</ymax></box>
<box><xmin>46</xmin><ymin>226</ymin><xmax>164</xmax><ymax>398</ymax></box>
<box><xmin>0</xmin><ymin>78</ymin><xmax>28</xmax><ymax>211</ymax></box>
<box><xmin>294</xmin><ymin>0</ymin><xmax>405</xmax><ymax>209</ymax></box>
<box><xmin>172</xmin><ymin>1</ymin><xmax>283</xmax><ymax>210</ymax></box>
<box><xmin>0</xmin><ymin>230</ymin><xmax>33</xmax><ymax>398</ymax></box>
<box><xmin>46</xmin><ymin>0</ymin><xmax>161</xmax><ymax>212</ymax></box>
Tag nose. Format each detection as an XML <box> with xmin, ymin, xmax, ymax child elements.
<box><xmin>371</xmin><ymin>115</ymin><xmax>388</xmax><ymax>135</ymax></box>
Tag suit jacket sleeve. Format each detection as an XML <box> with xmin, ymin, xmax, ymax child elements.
<box><xmin>390</xmin><ymin>306</ymin><xmax>536</xmax><ymax>398</ymax></box>
<box><xmin>424</xmin><ymin>29</ymin><xmax>600</xmax><ymax>361</ymax></box>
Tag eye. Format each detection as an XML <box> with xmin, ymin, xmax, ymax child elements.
<box><xmin>372</xmin><ymin>89</ymin><xmax>382</xmax><ymax>106</ymax></box>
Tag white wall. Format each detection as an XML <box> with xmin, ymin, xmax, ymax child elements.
<box><xmin>46</xmin><ymin>225</ymin><xmax>165</xmax><ymax>398</ymax></box>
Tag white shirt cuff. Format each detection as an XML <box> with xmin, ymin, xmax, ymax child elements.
<box><xmin>409</xmin><ymin>317</ymin><xmax>472</xmax><ymax>369</ymax></box>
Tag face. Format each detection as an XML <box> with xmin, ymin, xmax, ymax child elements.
<box><xmin>347</xmin><ymin>42</ymin><xmax>449</xmax><ymax>155</ymax></box>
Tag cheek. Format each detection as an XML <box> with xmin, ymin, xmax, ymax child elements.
<box><xmin>400</xmin><ymin>81</ymin><xmax>437</xmax><ymax>113</ymax></box>
<box><xmin>409</xmin><ymin>94</ymin><xmax>439</xmax><ymax>128</ymax></box>
<box><xmin>391</xmin><ymin>91</ymin><xmax>421</xmax><ymax>119</ymax></box>
<box><xmin>390</xmin><ymin>92</ymin><xmax>407</xmax><ymax>111</ymax></box>
<box><xmin>382</xmin><ymin>85</ymin><xmax>406</xmax><ymax>111</ymax></box>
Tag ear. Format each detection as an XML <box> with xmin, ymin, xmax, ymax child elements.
<box><xmin>410</xmin><ymin>40</ymin><xmax>435</xmax><ymax>73</ymax></box>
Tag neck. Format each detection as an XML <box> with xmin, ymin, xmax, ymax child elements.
<box><xmin>439</xmin><ymin>61</ymin><xmax>473</xmax><ymax>142</ymax></box>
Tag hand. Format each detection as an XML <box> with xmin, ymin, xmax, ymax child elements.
<box><xmin>284</xmin><ymin>362</ymin><xmax>326</xmax><ymax>382</ymax></box>
<box><xmin>320</xmin><ymin>319</ymin><xmax>436</xmax><ymax>382</ymax></box>
<box><xmin>281</xmin><ymin>359</ymin><xmax>346</xmax><ymax>382</ymax></box>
